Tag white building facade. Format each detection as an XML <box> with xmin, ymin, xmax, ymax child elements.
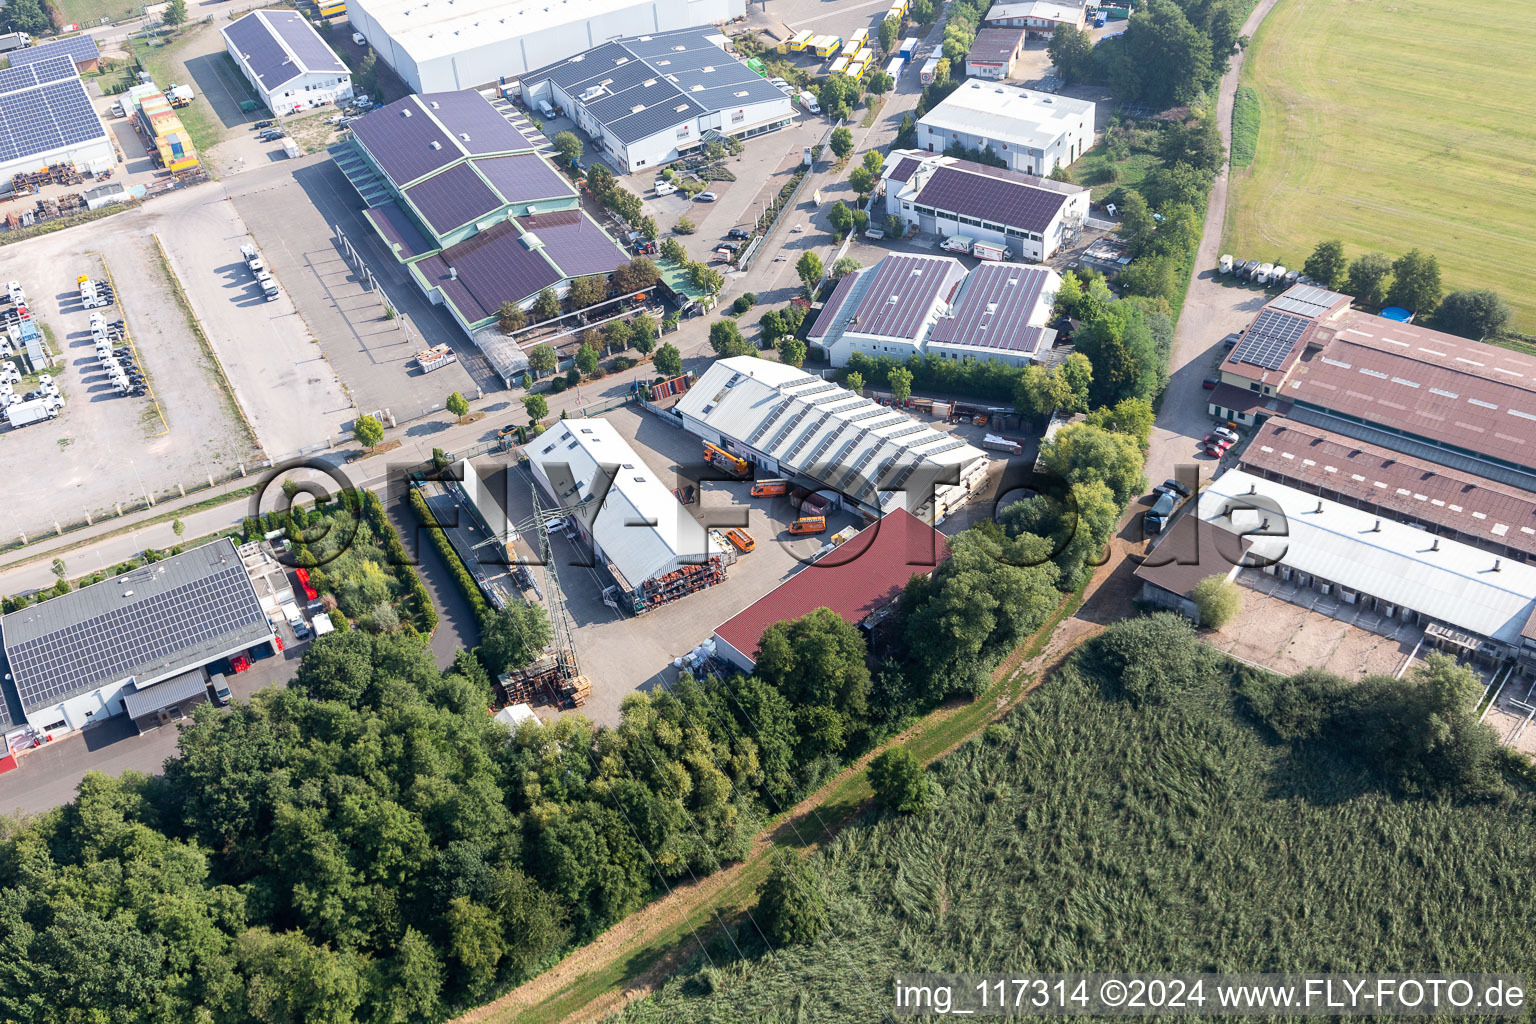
<box><xmin>882</xmin><ymin>149</ymin><xmax>1089</xmax><ymax>262</ymax></box>
<box><xmin>916</xmin><ymin>80</ymin><xmax>1094</xmax><ymax>176</ymax></box>
<box><xmin>982</xmin><ymin>0</ymin><xmax>1087</xmax><ymax>37</ymax></box>
<box><xmin>349</xmin><ymin>0</ymin><xmax>745</xmax><ymax>94</ymax></box>
<box><xmin>223</xmin><ymin>10</ymin><xmax>353</xmax><ymax>115</ymax></box>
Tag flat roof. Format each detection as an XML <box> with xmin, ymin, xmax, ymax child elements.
<box><xmin>984</xmin><ymin>0</ymin><xmax>1085</xmax><ymax>22</ymax></box>
<box><xmin>522</xmin><ymin>28</ymin><xmax>784</xmax><ymax>145</ymax></box>
<box><xmin>713</xmin><ymin>509</ymin><xmax>947</xmax><ymax>665</ymax></box>
<box><xmin>223</xmin><ymin>9</ymin><xmax>347</xmax><ymax>93</ymax></box>
<box><xmin>1200</xmin><ymin>469</ymin><xmax>1536</xmax><ymax>647</ymax></box>
<box><xmin>929</xmin><ymin>262</ymin><xmax>1058</xmax><ymax>355</ymax></box>
<box><xmin>918</xmin><ymin>80</ymin><xmax>1093</xmax><ymax>151</ymax></box>
<box><xmin>528</xmin><ymin>418</ymin><xmax>708</xmax><ymax>586</ymax></box>
<box><xmin>0</xmin><ymin>54</ymin><xmax>107</xmax><ymax>164</ymax></box>
<box><xmin>351</xmin><ymin>0</ymin><xmax>666</xmax><ymax>64</ymax></box>
<box><xmin>0</xmin><ymin>539</ymin><xmax>269</xmax><ymax>716</ymax></box>
<box><xmin>967</xmin><ymin>25</ymin><xmax>1025</xmax><ymax>62</ymax></box>
<box><xmin>1239</xmin><ymin>417</ymin><xmax>1536</xmax><ymax>559</ymax></box>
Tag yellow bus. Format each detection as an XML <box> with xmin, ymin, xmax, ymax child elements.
<box><xmin>788</xmin><ymin>29</ymin><xmax>814</xmax><ymax>50</ymax></box>
<box><xmin>813</xmin><ymin>35</ymin><xmax>842</xmax><ymax>58</ymax></box>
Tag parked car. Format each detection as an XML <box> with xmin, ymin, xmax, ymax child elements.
<box><xmin>252</xmin><ymin>119</ymin><xmax>275</xmax><ymax>130</ymax></box>
<box><xmin>260</xmin><ymin>130</ymin><xmax>286</xmax><ymax>141</ymax></box>
<box><xmin>727</xmin><ymin>228</ymin><xmax>750</xmax><ymax>240</ymax></box>
<box><xmin>1203</xmin><ymin>434</ymin><xmax>1234</xmax><ymax>450</ymax></box>
<box><xmin>497</xmin><ymin>423</ymin><xmax>518</xmax><ymax>438</ymax></box>
<box><xmin>694</xmin><ymin>191</ymin><xmax>718</xmax><ymax>202</ymax></box>
<box><xmin>1221</xmin><ymin>331</ymin><xmax>1242</xmax><ymax>348</ymax></box>
<box><xmin>1202</xmin><ymin>376</ymin><xmax>1220</xmax><ymax>390</ymax></box>
<box><xmin>1202</xmin><ymin>443</ymin><xmax>1228</xmax><ymax>457</ymax></box>
<box><xmin>1160</xmin><ymin>479</ymin><xmax>1193</xmax><ymax>498</ymax></box>
<box><xmin>1212</xmin><ymin>426</ymin><xmax>1240</xmax><ymax>444</ymax></box>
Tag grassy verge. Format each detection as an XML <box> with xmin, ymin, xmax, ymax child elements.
<box><xmin>49</xmin><ymin>0</ymin><xmax>139</xmax><ymax>27</ymax></box>
<box><xmin>1230</xmin><ymin>85</ymin><xmax>1260</xmax><ymax>169</ymax></box>
<box><xmin>150</xmin><ymin>233</ymin><xmax>262</xmax><ymax>455</ymax></box>
<box><xmin>0</xmin><ymin>202</ymin><xmax>138</xmax><ymax>247</ymax></box>
<box><xmin>859</xmin><ymin>95</ymin><xmax>886</xmax><ymax>128</ymax></box>
<box><xmin>131</xmin><ymin>33</ymin><xmax>224</xmax><ymax>156</ymax></box>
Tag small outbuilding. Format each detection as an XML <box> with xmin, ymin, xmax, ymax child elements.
<box><xmin>122</xmin><ymin>668</ymin><xmax>211</xmax><ymax>733</ymax></box>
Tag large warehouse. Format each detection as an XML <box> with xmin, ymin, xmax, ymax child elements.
<box><xmin>1209</xmin><ymin>284</ymin><xmax>1536</xmax><ymax>490</ymax></box>
<box><xmin>334</xmin><ymin>89</ymin><xmax>629</xmax><ymax>381</ymax></box>
<box><xmin>808</xmin><ymin>253</ymin><xmax>1060</xmax><ymax>368</ymax></box>
<box><xmin>520</xmin><ymin>28</ymin><xmax>793</xmax><ymax>173</ymax></box>
<box><xmin>882</xmin><ymin>149</ymin><xmax>1089</xmax><ymax>261</ymax></box>
<box><xmin>982</xmin><ymin>0</ymin><xmax>1087</xmax><ymax>38</ymax></box>
<box><xmin>0</xmin><ymin>539</ymin><xmax>274</xmax><ymax>737</ymax></box>
<box><xmin>916</xmin><ymin>81</ymin><xmax>1094</xmax><ymax>177</ymax></box>
<box><xmin>348</xmin><ymin>0</ymin><xmax>746</xmax><ymax>94</ymax></box>
<box><xmin>527</xmin><ymin>418</ymin><xmax>727</xmax><ymax>614</ymax></box>
<box><xmin>0</xmin><ymin>55</ymin><xmax>115</xmax><ymax>191</ymax></box>
<box><xmin>675</xmin><ymin>357</ymin><xmax>989</xmax><ymax>524</ymax></box>
<box><xmin>223</xmin><ymin>9</ymin><xmax>352</xmax><ymax>115</ymax></box>
<box><xmin>1195</xmin><ymin>469</ymin><xmax>1536</xmax><ymax>668</ymax></box>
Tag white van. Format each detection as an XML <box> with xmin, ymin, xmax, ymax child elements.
<box><xmin>655</xmin><ymin>180</ymin><xmax>678</xmax><ymax>196</ymax></box>
<box><xmin>798</xmin><ymin>90</ymin><xmax>820</xmax><ymax>114</ymax></box>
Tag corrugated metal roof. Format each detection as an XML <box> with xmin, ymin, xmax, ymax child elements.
<box><xmin>528</xmin><ymin>418</ymin><xmax>708</xmax><ymax>586</ymax></box>
<box><xmin>1239</xmin><ymin>417</ymin><xmax>1536</xmax><ymax>559</ymax></box>
<box><xmin>713</xmin><ymin>509</ymin><xmax>947</xmax><ymax>665</ymax></box>
<box><xmin>967</xmin><ymin>26</ymin><xmax>1024</xmax><ymax>62</ymax></box>
<box><xmin>843</xmin><ymin>253</ymin><xmax>964</xmax><ymax>341</ymax></box>
<box><xmin>1200</xmin><ymin>469</ymin><xmax>1536</xmax><ymax>646</ymax></box>
<box><xmin>121</xmin><ymin>668</ymin><xmax>209</xmax><ymax>720</ymax></box>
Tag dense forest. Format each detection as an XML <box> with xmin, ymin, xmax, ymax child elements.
<box><xmin>617</xmin><ymin>617</ymin><xmax>1536</xmax><ymax>1023</ymax></box>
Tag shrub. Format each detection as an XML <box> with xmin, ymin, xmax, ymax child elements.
<box><xmin>1191</xmin><ymin>575</ymin><xmax>1242</xmax><ymax>628</ymax></box>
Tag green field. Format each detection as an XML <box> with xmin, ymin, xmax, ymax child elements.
<box><xmin>616</xmin><ymin>622</ymin><xmax>1536</xmax><ymax>1023</ymax></box>
<box><xmin>47</xmin><ymin>0</ymin><xmax>139</xmax><ymax>29</ymax></box>
<box><xmin>1223</xmin><ymin>0</ymin><xmax>1536</xmax><ymax>331</ymax></box>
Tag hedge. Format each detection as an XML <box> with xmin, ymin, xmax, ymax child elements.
<box><xmin>409</xmin><ymin>487</ymin><xmax>492</xmax><ymax>623</ymax></box>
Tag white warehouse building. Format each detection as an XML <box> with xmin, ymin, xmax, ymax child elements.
<box><xmin>882</xmin><ymin>149</ymin><xmax>1089</xmax><ymax>262</ymax></box>
<box><xmin>348</xmin><ymin>0</ymin><xmax>746</xmax><ymax>94</ymax></box>
<box><xmin>527</xmin><ymin>418</ymin><xmax>729</xmax><ymax>614</ymax></box>
<box><xmin>674</xmin><ymin>357</ymin><xmax>989</xmax><ymax>525</ymax></box>
<box><xmin>519</xmin><ymin>28</ymin><xmax>793</xmax><ymax>173</ymax></box>
<box><xmin>0</xmin><ymin>55</ymin><xmax>115</xmax><ymax>192</ymax></box>
<box><xmin>916</xmin><ymin>80</ymin><xmax>1095</xmax><ymax>177</ymax></box>
<box><xmin>223</xmin><ymin>9</ymin><xmax>353</xmax><ymax>115</ymax></box>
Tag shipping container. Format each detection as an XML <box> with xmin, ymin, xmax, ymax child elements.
<box><xmin>919</xmin><ymin>56</ymin><xmax>941</xmax><ymax>84</ymax></box>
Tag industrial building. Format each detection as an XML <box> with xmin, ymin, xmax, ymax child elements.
<box><xmin>1210</xmin><ymin>284</ymin><xmax>1536</xmax><ymax>490</ymax></box>
<box><xmin>527</xmin><ymin>418</ymin><xmax>729</xmax><ymax>614</ymax></box>
<box><xmin>881</xmin><ymin>148</ymin><xmax>1089</xmax><ymax>261</ymax></box>
<box><xmin>1237</xmin><ymin>418</ymin><xmax>1536</xmax><ymax>563</ymax></box>
<box><xmin>712</xmin><ymin>509</ymin><xmax>948</xmax><ymax>671</ymax></box>
<box><xmin>519</xmin><ymin>28</ymin><xmax>793</xmax><ymax>173</ymax></box>
<box><xmin>5</xmin><ymin>33</ymin><xmax>101</xmax><ymax>73</ymax></box>
<box><xmin>915</xmin><ymin>80</ymin><xmax>1094</xmax><ymax>176</ymax></box>
<box><xmin>1188</xmin><ymin>469</ymin><xmax>1536</xmax><ymax>668</ymax></box>
<box><xmin>982</xmin><ymin>0</ymin><xmax>1087</xmax><ymax>37</ymax></box>
<box><xmin>348</xmin><ymin>0</ymin><xmax>746</xmax><ymax>93</ymax></box>
<box><xmin>674</xmin><ymin>357</ymin><xmax>989</xmax><ymax>524</ymax></box>
<box><xmin>0</xmin><ymin>55</ymin><xmax>115</xmax><ymax>191</ymax></box>
<box><xmin>0</xmin><ymin>539</ymin><xmax>275</xmax><ymax>738</ymax></box>
<box><xmin>807</xmin><ymin>253</ymin><xmax>1060</xmax><ymax>369</ymax></box>
<box><xmin>223</xmin><ymin>9</ymin><xmax>353</xmax><ymax>115</ymax></box>
<box><xmin>1133</xmin><ymin>511</ymin><xmax>1250</xmax><ymax>626</ymax></box>
<box><xmin>333</xmin><ymin>90</ymin><xmax>629</xmax><ymax>381</ymax></box>
<box><xmin>965</xmin><ymin>25</ymin><xmax>1027</xmax><ymax>79</ymax></box>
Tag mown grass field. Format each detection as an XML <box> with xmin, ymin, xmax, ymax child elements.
<box><xmin>47</xmin><ymin>0</ymin><xmax>138</xmax><ymax>29</ymax></box>
<box><xmin>1223</xmin><ymin>0</ymin><xmax>1536</xmax><ymax>330</ymax></box>
<box><xmin>614</xmin><ymin>636</ymin><xmax>1536</xmax><ymax>1023</ymax></box>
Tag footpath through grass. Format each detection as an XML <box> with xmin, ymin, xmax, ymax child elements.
<box><xmin>1223</xmin><ymin>0</ymin><xmax>1536</xmax><ymax>330</ymax></box>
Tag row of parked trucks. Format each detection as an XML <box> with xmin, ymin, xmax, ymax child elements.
<box><xmin>1</xmin><ymin>278</ymin><xmax>65</xmax><ymax>428</ymax></box>
<box><xmin>240</xmin><ymin>244</ymin><xmax>280</xmax><ymax>300</ymax></box>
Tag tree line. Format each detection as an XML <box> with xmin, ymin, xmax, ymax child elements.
<box><xmin>1300</xmin><ymin>239</ymin><xmax>1512</xmax><ymax>340</ymax></box>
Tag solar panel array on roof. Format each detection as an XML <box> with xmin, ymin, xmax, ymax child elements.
<box><xmin>415</xmin><ymin>219</ymin><xmax>561</xmax><ymax>324</ymax></box>
<box><xmin>363</xmin><ymin>203</ymin><xmax>435</xmax><ymax>260</ymax></box>
<box><xmin>0</xmin><ymin>56</ymin><xmax>106</xmax><ymax>164</ymax></box>
<box><xmin>0</xmin><ymin>541</ymin><xmax>267</xmax><ymax>715</ymax></box>
<box><xmin>887</xmin><ymin>157</ymin><xmax>920</xmax><ymax>183</ymax></box>
<box><xmin>847</xmin><ymin>254</ymin><xmax>962</xmax><ymax>340</ymax></box>
<box><xmin>931</xmin><ymin>262</ymin><xmax>1052</xmax><ymax>353</ymax></box>
<box><xmin>1269</xmin><ymin>284</ymin><xmax>1348</xmax><ymax>319</ymax></box>
<box><xmin>351</xmin><ymin>94</ymin><xmax>460</xmax><ymax>186</ymax></box>
<box><xmin>266</xmin><ymin>10</ymin><xmax>346</xmax><ymax>74</ymax></box>
<box><xmin>473</xmin><ymin>153</ymin><xmax>576</xmax><ymax>206</ymax></box>
<box><xmin>521</xmin><ymin>209</ymin><xmax>630</xmax><ymax>277</ymax></box>
<box><xmin>404</xmin><ymin>160</ymin><xmax>502</xmax><ymax>235</ymax></box>
<box><xmin>1230</xmin><ymin>308</ymin><xmax>1311</xmax><ymax>371</ymax></box>
<box><xmin>6</xmin><ymin>34</ymin><xmax>100</xmax><ymax>69</ymax></box>
<box><xmin>914</xmin><ymin>164</ymin><xmax>1069</xmax><ymax>234</ymax></box>
<box><xmin>225</xmin><ymin>9</ymin><xmax>346</xmax><ymax>92</ymax></box>
<box><xmin>420</xmin><ymin>90</ymin><xmax>532</xmax><ymax>154</ymax></box>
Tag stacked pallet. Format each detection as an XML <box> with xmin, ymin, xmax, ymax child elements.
<box><xmin>558</xmin><ymin>675</ymin><xmax>591</xmax><ymax>708</ymax></box>
<box><xmin>639</xmin><ymin>557</ymin><xmax>725</xmax><ymax>610</ymax></box>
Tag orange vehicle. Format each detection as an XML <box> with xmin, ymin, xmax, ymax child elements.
<box><xmin>750</xmin><ymin>478</ymin><xmax>789</xmax><ymax>497</ymax></box>
<box><xmin>725</xmin><ymin>528</ymin><xmax>756</xmax><ymax>553</ymax></box>
<box><xmin>789</xmin><ymin>516</ymin><xmax>827</xmax><ymax>535</ymax></box>
<box><xmin>703</xmin><ymin>441</ymin><xmax>750</xmax><ymax>479</ymax></box>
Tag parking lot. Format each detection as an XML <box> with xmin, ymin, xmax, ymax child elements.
<box><xmin>0</xmin><ymin>197</ymin><xmax>263</xmax><ymax>540</ymax></box>
<box><xmin>153</xmin><ymin>182</ymin><xmax>358</xmax><ymax>461</ymax></box>
<box><xmin>228</xmin><ymin>156</ymin><xmax>497</xmax><ymax>419</ymax></box>
<box><xmin>472</xmin><ymin>404</ymin><xmax>865</xmax><ymax>725</ymax></box>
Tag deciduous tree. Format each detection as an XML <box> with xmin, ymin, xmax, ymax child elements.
<box><xmin>1302</xmin><ymin>239</ymin><xmax>1348</xmax><ymax>290</ymax></box>
<box><xmin>1387</xmin><ymin>248</ymin><xmax>1443</xmax><ymax>316</ymax></box>
<box><xmin>755</xmin><ymin>852</ymin><xmax>826</xmax><ymax>945</ymax></box>
<box><xmin>1432</xmin><ymin>289</ymin><xmax>1511</xmax><ymax>340</ymax></box>
<box><xmin>1345</xmin><ymin>252</ymin><xmax>1393</xmax><ymax>311</ymax></box>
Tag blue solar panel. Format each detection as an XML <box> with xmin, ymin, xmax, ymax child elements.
<box><xmin>8</xmin><ymin>35</ymin><xmax>99</xmax><ymax>69</ymax></box>
<box><xmin>522</xmin><ymin>209</ymin><xmax>630</xmax><ymax>278</ymax></box>
<box><xmin>0</xmin><ymin>56</ymin><xmax>106</xmax><ymax>162</ymax></box>
<box><xmin>224</xmin><ymin>13</ymin><xmax>298</xmax><ymax>90</ymax></box>
<box><xmin>265</xmin><ymin>10</ymin><xmax>346</xmax><ymax>74</ymax></box>
<box><xmin>31</xmin><ymin>54</ymin><xmax>80</xmax><ymax>85</ymax></box>
<box><xmin>405</xmin><ymin>161</ymin><xmax>502</xmax><ymax>235</ymax></box>
<box><xmin>0</xmin><ymin>64</ymin><xmax>41</xmax><ymax>94</ymax></box>
<box><xmin>351</xmin><ymin>95</ymin><xmax>460</xmax><ymax>187</ymax></box>
<box><xmin>473</xmin><ymin>153</ymin><xmax>575</xmax><ymax>206</ymax></box>
<box><xmin>423</xmin><ymin>91</ymin><xmax>531</xmax><ymax>155</ymax></box>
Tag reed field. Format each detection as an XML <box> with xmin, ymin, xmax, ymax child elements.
<box><xmin>615</xmin><ymin>626</ymin><xmax>1536</xmax><ymax>1022</ymax></box>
